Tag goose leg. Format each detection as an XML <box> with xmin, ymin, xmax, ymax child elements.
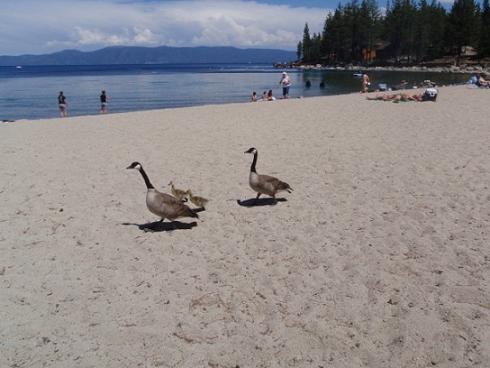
<box><xmin>255</xmin><ymin>192</ymin><xmax>261</xmax><ymax>203</ymax></box>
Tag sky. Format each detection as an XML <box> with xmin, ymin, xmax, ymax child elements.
<box><xmin>0</xmin><ymin>0</ymin><xmax>454</xmax><ymax>56</ymax></box>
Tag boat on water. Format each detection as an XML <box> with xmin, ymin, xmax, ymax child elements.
<box><xmin>16</xmin><ymin>66</ymin><xmax>22</xmax><ymax>69</ymax></box>
<box><xmin>353</xmin><ymin>72</ymin><xmax>363</xmax><ymax>77</ymax></box>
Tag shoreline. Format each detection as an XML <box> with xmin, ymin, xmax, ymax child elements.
<box><xmin>0</xmin><ymin>80</ymin><xmax>471</xmax><ymax>123</ymax></box>
<box><xmin>275</xmin><ymin>63</ymin><xmax>489</xmax><ymax>75</ymax></box>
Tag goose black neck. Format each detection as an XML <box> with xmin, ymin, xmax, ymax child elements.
<box><xmin>250</xmin><ymin>152</ymin><xmax>258</xmax><ymax>173</ymax></box>
<box><xmin>138</xmin><ymin>167</ymin><xmax>154</xmax><ymax>189</ymax></box>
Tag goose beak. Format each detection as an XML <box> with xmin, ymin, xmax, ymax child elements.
<box><xmin>126</xmin><ymin>165</ymin><xmax>132</xmax><ymax>169</ymax></box>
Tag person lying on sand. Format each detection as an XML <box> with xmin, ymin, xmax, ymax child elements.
<box><xmin>367</xmin><ymin>92</ymin><xmax>422</xmax><ymax>102</ymax></box>
<box><xmin>367</xmin><ymin>88</ymin><xmax>438</xmax><ymax>103</ymax></box>
<box><xmin>476</xmin><ymin>74</ymin><xmax>490</xmax><ymax>88</ymax></box>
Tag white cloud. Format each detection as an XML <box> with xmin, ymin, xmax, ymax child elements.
<box><xmin>0</xmin><ymin>0</ymin><xmax>330</xmax><ymax>55</ymax></box>
<box><xmin>133</xmin><ymin>28</ymin><xmax>158</xmax><ymax>44</ymax></box>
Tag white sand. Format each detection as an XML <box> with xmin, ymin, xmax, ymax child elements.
<box><xmin>1</xmin><ymin>86</ymin><xmax>489</xmax><ymax>367</ymax></box>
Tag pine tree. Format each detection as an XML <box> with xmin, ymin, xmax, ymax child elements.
<box><xmin>426</xmin><ymin>1</ymin><xmax>447</xmax><ymax>59</ymax></box>
<box><xmin>321</xmin><ymin>15</ymin><xmax>332</xmax><ymax>61</ymax></box>
<box><xmin>310</xmin><ymin>33</ymin><xmax>322</xmax><ymax>62</ymax></box>
<box><xmin>446</xmin><ymin>0</ymin><xmax>480</xmax><ymax>57</ymax></box>
<box><xmin>330</xmin><ymin>5</ymin><xmax>349</xmax><ymax>61</ymax></box>
<box><xmin>384</xmin><ymin>0</ymin><xmax>417</xmax><ymax>63</ymax></box>
<box><xmin>415</xmin><ymin>0</ymin><xmax>431</xmax><ymax>61</ymax></box>
<box><xmin>359</xmin><ymin>0</ymin><xmax>381</xmax><ymax>63</ymax></box>
<box><xmin>302</xmin><ymin>23</ymin><xmax>312</xmax><ymax>62</ymax></box>
<box><xmin>480</xmin><ymin>0</ymin><xmax>490</xmax><ymax>57</ymax></box>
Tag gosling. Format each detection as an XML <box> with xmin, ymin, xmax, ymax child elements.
<box><xmin>168</xmin><ymin>181</ymin><xmax>188</xmax><ymax>202</ymax></box>
<box><xmin>186</xmin><ymin>190</ymin><xmax>209</xmax><ymax>209</ymax></box>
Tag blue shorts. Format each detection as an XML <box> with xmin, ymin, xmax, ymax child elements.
<box><xmin>282</xmin><ymin>86</ymin><xmax>290</xmax><ymax>96</ymax></box>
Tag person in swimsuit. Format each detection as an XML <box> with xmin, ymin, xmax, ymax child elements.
<box><xmin>366</xmin><ymin>91</ymin><xmax>432</xmax><ymax>102</ymax></box>
<box><xmin>100</xmin><ymin>90</ymin><xmax>108</xmax><ymax>113</ymax></box>
<box><xmin>58</xmin><ymin>91</ymin><xmax>67</xmax><ymax>117</ymax></box>
<box><xmin>361</xmin><ymin>73</ymin><xmax>370</xmax><ymax>93</ymax></box>
<box><xmin>267</xmin><ymin>89</ymin><xmax>276</xmax><ymax>101</ymax></box>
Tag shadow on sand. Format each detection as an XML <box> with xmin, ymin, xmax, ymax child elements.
<box><xmin>121</xmin><ymin>220</ymin><xmax>197</xmax><ymax>232</ymax></box>
<box><xmin>236</xmin><ymin>198</ymin><xmax>287</xmax><ymax>207</ymax></box>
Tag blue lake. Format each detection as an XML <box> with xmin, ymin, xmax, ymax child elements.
<box><xmin>0</xmin><ymin>64</ymin><xmax>470</xmax><ymax>120</ymax></box>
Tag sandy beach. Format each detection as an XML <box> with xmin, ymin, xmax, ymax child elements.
<box><xmin>1</xmin><ymin>86</ymin><xmax>489</xmax><ymax>367</ymax></box>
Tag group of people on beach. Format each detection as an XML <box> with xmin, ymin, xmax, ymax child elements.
<box><xmin>469</xmin><ymin>73</ymin><xmax>490</xmax><ymax>88</ymax></box>
<box><xmin>251</xmin><ymin>90</ymin><xmax>275</xmax><ymax>102</ymax></box>
<box><xmin>360</xmin><ymin>72</ymin><xmax>439</xmax><ymax>102</ymax></box>
<box><xmin>57</xmin><ymin>90</ymin><xmax>109</xmax><ymax>117</ymax></box>
<box><xmin>250</xmin><ymin>71</ymin><xmax>292</xmax><ymax>102</ymax></box>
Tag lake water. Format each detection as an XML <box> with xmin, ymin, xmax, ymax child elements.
<box><xmin>0</xmin><ymin>64</ymin><xmax>470</xmax><ymax>121</ymax></box>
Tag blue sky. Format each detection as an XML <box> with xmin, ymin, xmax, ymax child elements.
<box><xmin>0</xmin><ymin>0</ymin><xmax>453</xmax><ymax>56</ymax></box>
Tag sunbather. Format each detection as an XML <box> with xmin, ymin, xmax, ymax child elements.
<box><xmin>476</xmin><ymin>74</ymin><xmax>490</xmax><ymax>88</ymax></box>
<box><xmin>367</xmin><ymin>88</ymin><xmax>437</xmax><ymax>102</ymax></box>
<box><xmin>367</xmin><ymin>92</ymin><xmax>421</xmax><ymax>102</ymax></box>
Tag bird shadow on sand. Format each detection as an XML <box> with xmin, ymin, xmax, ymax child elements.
<box><xmin>121</xmin><ymin>221</ymin><xmax>197</xmax><ymax>232</ymax></box>
<box><xmin>236</xmin><ymin>198</ymin><xmax>287</xmax><ymax>207</ymax></box>
<box><xmin>191</xmin><ymin>207</ymin><xmax>206</xmax><ymax>213</ymax></box>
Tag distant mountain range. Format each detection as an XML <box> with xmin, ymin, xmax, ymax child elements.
<box><xmin>0</xmin><ymin>46</ymin><xmax>296</xmax><ymax>66</ymax></box>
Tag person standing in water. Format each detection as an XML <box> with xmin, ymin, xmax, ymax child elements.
<box><xmin>361</xmin><ymin>73</ymin><xmax>370</xmax><ymax>93</ymax></box>
<box><xmin>100</xmin><ymin>90</ymin><xmax>108</xmax><ymax>113</ymax></box>
<box><xmin>58</xmin><ymin>91</ymin><xmax>67</xmax><ymax>117</ymax></box>
<box><xmin>279</xmin><ymin>71</ymin><xmax>292</xmax><ymax>99</ymax></box>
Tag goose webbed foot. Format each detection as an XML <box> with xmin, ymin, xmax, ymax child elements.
<box><xmin>255</xmin><ymin>193</ymin><xmax>261</xmax><ymax>203</ymax></box>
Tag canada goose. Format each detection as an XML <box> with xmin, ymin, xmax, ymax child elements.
<box><xmin>127</xmin><ymin>162</ymin><xmax>198</xmax><ymax>222</ymax></box>
<box><xmin>244</xmin><ymin>147</ymin><xmax>293</xmax><ymax>200</ymax></box>
<box><xmin>168</xmin><ymin>181</ymin><xmax>188</xmax><ymax>202</ymax></box>
<box><xmin>186</xmin><ymin>190</ymin><xmax>209</xmax><ymax>209</ymax></box>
